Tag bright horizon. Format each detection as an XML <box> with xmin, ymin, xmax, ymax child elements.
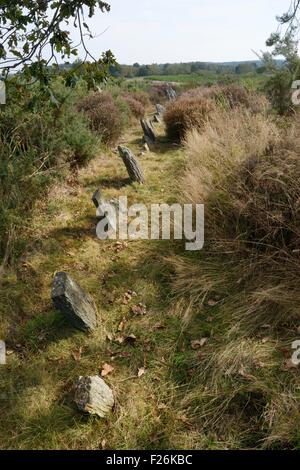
<box><xmin>74</xmin><ymin>0</ymin><xmax>292</xmax><ymax>65</ymax></box>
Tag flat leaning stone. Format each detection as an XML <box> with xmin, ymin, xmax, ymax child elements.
<box><xmin>51</xmin><ymin>272</ymin><xmax>98</xmax><ymax>332</ymax></box>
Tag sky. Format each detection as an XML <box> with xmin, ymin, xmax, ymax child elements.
<box><xmin>74</xmin><ymin>0</ymin><xmax>293</xmax><ymax>64</ymax></box>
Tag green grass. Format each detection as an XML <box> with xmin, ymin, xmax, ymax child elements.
<box><xmin>0</xmin><ymin>119</ymin><xmax>218</xmax><ymax>450</ymax></box>
<box><xmin>1</xmin><ymin>94</ymin><xmax>298</xmax><ymax>450</ymax></box>
<box><xmin>144</xmin><ymin>72</ymin><xmax>268</xmax><ymax>91</ymax></box>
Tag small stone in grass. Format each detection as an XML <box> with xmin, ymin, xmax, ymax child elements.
<box><xmin>74</xmin><ymin>376</ymin><xmax>114</xmax><ymax>418</ymax></box>
<box><xmin>191</xmin><ymin>338</ymin><xmax>208</xmax><ymax>350</ymax></box>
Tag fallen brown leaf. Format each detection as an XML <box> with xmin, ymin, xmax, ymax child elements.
<box><xmin>115</xmin><ymin>336</ymin><xmax>125</xmax><ymax>344</ymax></box>
<box><xmin>124</xmin><ymin>334</ymin><xmax>137</xmax><ymax>344</ymax></box>
<box><xmin>71</xmin><ymin>347</ymin><xmax>83</xmax><ymax>362</ymax></box>
<box><xmin>118</xmin><ymin>319</ymin><xmax>126</xmax><ymax>332</ymax></box>
<box><xmin>106</xmin><ymin>333</ymin><xmax>114</xmax><ymax>342</ymax></box>
<box><xmin>118</xmin><ymin>351</ymin><xmax>131</xmax><ymax>358</ymax></box>
<box><xmin>122</xmin><ymin>290</ymin><xmax>137</xmax><ymax>304</ymax></box>
<box><xmin>101</xmin><ymin>363</ymin><xmax>115</xmax><ymax>377</ymax></box>
<box><xmin>137</xmin><ymin>367</ymin><xmax>146</xmax><ymax>377</ymax></box>
<box><xmin>283</xmin><ymin>359</ymin><xmax>299</xmax><ymax>371</ymax></box>
<box><xmin>131</xmin><ymin>303</ymin><xmax>147</xmax><ymax>315</ymax></box>
<box><xmin>191</xmin><ymin>338</ymin><xmax>208</xmax><ymax>350</ymax></box>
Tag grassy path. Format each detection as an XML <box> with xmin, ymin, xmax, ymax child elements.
<box><xmin>0</xmin><ymin>120</ymin><xmax>200</xmax><ymax>450</ymax></box>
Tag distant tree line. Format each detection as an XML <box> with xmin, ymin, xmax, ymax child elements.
<box><xmin>107</xmin><ymin>61</ymin><xmax>263</xmax><ymax>78</ymax></box>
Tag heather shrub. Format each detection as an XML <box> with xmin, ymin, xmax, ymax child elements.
<box><xmin>163</xmin><ymin>95</ymin><xmax>216</xmax><ymax>142</ymax></box>
<box><xmin>121</xmin><ymin>93</ymin><xmax>146</xmax><ymax>118</ymax></box>
<box><xmin>183</xmin><ymin>84</ymin><xmax>269</xmax><ymax>113</ymax></box>
<box><xmin>148</xmin><ymin>82</ymin><xmax>179</xmax><ymax>104</ymax></box>
<box><xmin>212</xmin><ymin>83</ymin><xmax>269</xmax><ymax>113</ymax></box>
<box><xmin>77</xmin><ymin>91</ymin><xmax>123</xmax><ymax>145</ymax></box>
<box><xmin>130</xmin><ymin>91</ymin><xmax>151</xmax><ymax>107</ymax></box>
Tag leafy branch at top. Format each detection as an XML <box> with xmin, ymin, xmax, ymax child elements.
<box><xmin>0</xmin><ymin>1</ymin><xmax>115</xmax><ymax>85</ymax></box>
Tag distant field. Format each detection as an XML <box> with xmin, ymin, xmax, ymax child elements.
<box><xmin>143</xmin><ymin>72</ymin><xmax>268</xmax><ymax>90</ymax></box>
<box><xmin>144</xmin><ymin>73</ymin><xmax>218</xmax><ymax>85</ymax></box>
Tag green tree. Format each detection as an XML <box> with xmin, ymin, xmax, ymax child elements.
<box><xmin>0</xmin><ymin>1</ymin><xmax>115</xmax><ymax>86</ymax></box>
<box><xmin>235</xmin><ymin>63</ymin><xmax>256</xmax><ymax>75</ymax></box>
<box><xmin>263</xmin><ymin>1</ymin><xmax>300</xmax><ymax>114</ymax></box>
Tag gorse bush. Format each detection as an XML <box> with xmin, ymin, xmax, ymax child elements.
<box><xmin>263</xmin><ymin>69</ymin><xmax>294</xmax><ymax>115</ymax></box>
<box><xmin>0</xmin><ymin>80</ymin><xmax>99</xmax><ymax>265</ymax></box>
<box><xmin>77</xmin><ymin>91</ymin><xmax>124</xmax><ymax>145</ymax></box>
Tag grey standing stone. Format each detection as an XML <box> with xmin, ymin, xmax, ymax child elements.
<box><xmin>118</xmin><ymin>146</ymin><xmax>145</xmax><ymax>184</ymax></box>
<box><xmin>165</xmin><ymin>84</ymin><xmax>177</xmax><ymax>101</ymax></box>
<box><xmin>140</xmin><ymin>118</ymin><xmax>156</xmax><ymax>144</ymax></box>
<box><xmin>51</xmin><ymin>272</ymin><xmax>98</xmax><ymax>332</ymax></box>
<box><xmin>93</xmin><ymin>191</ymin><xmax>126</xmax><ymax>238</ymax></box>
<box><xmin>143</xmin><ymin>134</ymin><xmax>155</xmax><ymax>151</ymax></box>
<box><xmin>143</xmin><ymin>142</ymin><xmax>150</xmax><ymax>152</ymax></box>
<box><xmin>92</xmin><ymin>188</ymin><xmax>104</xmax><ymax>209</ymax></box>
<box><xmin>96</xmin><ymin>201</ymin><xmax>117</xmax><ymax>236</ymax></box>
<box><xmin>156</xmin><ymin>104</ymin><xmax>165</xmax><ymax>115</ymax></box>
<box><xmin>109</xmin><ymin>197</ymin><xmax>127</xmax><ymax>214</ymax></box>
<box><xmin>74</xmin><ymin>376</ymin><xmax>114</xmax><ymax>418</ymax></box>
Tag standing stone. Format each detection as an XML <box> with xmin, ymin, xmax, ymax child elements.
<box><xmin>92</xmin><ymin>188</ymin><xmax>104</xmax><ymax>209</ymax></box>
<box><xmin>165</xmin><ymin>84</ymin><xmax>177</xmax><ymax>101</ymax></box>
<box><xmin>143</xmin><ymin>134</ymin><xmax>155</xmax><ymax>151</ymax></box>
<box><xmin>93</xmin><ymin>191</ymin><xmax>124</xmax><ymax>238</ymax></box>
<box><xmin>140</xmin><ymin>118</ymin><xmax>156</xmax><ymax>144</ymax></box>
<box><xmin>118</xmin><ymin>146</ymin><xmax>145</xmax><ymax>184</ymax></box>
<box><xmin>143</xmin><ymin>142</ymin><xmax>150</xmax><ymax>152</ymax></box>
<box><xmin>109</xmin><ymin>197</ymin><xmax>127</xmax><ymax>214</ymax></box>
<box><xmin>156</xmin><ymin>103</ymin><xmax>165</xmax><ymax>115</ymax></box>
<box><xmin>74</xmin><ymin>376</ymin><xmax>114</xmax><ymax>418</ymax></box>
<box><xmin>96</xmin><ymin>201</ymin><xmax>117</xmax><ymax>237</ymax></box>
<box><xmin>51</xmin><ymin>272</ymin><xmax>98</xmax><ymax>332</ymax></box>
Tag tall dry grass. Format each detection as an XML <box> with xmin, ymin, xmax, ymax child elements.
<box><xmin>171</xmin><ymin>107</ymin><xmax>300</xmax><ymax>448</ymax></box>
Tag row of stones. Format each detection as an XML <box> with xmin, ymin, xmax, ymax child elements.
<box><xmin>50</xmin><ymin>94</ymin><xmax>175</xmax><ymax>418</ymax></box>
